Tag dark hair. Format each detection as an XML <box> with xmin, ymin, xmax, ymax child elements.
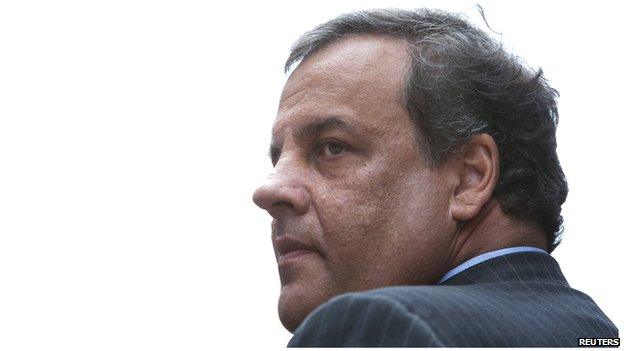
<box><xmin>284</xmin><ymin>8</ymin><xmax>568</xmax><ymax>251</ymax></box>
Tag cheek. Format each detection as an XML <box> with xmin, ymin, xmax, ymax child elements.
<box><xmin>315</xmin><ymin>169</ymin><xmax>389</xmax><ymax>244</ymax></box>
<box><xmin>313</xmin><ymin>163</ymin><xmax>452</xmax><ymax>288</ymax></box>
<box><xmin>311</xmin><ymin>165</ymin><xmax>410</xmax><ymax>282</ymax></box>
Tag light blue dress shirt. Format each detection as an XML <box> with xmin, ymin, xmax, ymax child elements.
<box><xmin>437</xmin><ymin>246</ymin><xmax>549</xmax><ymax>284</ymax></box>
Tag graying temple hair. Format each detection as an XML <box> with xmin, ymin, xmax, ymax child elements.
<box><xmin>284</xmin><ymin>8</ymin><xmax>568</xmax><ymax>251</ymax></box>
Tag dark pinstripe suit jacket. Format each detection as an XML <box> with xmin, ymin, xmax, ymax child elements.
<box><xmin>288</xmin><ymin>252</ymin><xmax>618</xmax><ymax>347</ymax></box>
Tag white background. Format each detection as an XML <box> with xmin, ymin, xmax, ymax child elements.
<box><xmin>0</xmin><ymin>0</ymin><xmax>622</xmax><ymax>349</ymax></box>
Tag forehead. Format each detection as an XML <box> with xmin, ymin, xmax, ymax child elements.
<box><xmin>272</xmin><ymin>35</ymin><xmax>411</xmax><ymax>143</ymax></box>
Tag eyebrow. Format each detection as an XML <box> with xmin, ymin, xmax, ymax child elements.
<box><xmin>268</xmin><ymin>116</ymin><xmax>358</xmax><ymax>164</ymax></box>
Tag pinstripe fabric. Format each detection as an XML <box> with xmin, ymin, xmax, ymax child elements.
<box><xmin>288</xmin><ymin>252</ymin><xmax>618</xmax><ymax>347</ymax></box>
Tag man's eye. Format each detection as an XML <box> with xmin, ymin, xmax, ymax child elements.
<box><xmin>319</xmin><ymin>141</ymin><xmax>345</xmax><ymax>157</ymax></box>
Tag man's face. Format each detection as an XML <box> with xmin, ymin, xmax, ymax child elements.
<box><xmin>253</xmin><ymin>36</ymin><xmax>456</xmax><ymax>332</ymax></box>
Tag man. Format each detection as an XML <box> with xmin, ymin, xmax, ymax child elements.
<box><xmin>252</xmin><ymin>8</ymin><xmax>618</xmax><ymax>347</ymax></box>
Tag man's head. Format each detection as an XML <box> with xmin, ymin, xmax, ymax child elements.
<box><xmin>253</xmin><ymin>8</ymin><xmax>567</xmax><ymax>332</ymax></box>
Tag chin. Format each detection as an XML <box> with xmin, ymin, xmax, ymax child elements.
<box><xmin>278</xmin><ymin>280</ymin><xmax>331</xmax><ymax>333</ymax></box>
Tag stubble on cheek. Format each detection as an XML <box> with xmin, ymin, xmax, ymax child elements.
<box><xmin>321</xmin><ymin>148</ymin><xmax>450</xmax><ymax>290</ymax></box>
<box><xmin>314</xmin><ymin>164</ymin><xmax>408</xmax><ymax>293</ymax></box>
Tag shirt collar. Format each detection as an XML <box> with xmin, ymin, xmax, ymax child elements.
<box><xmin>437</xmin><ymin>246</ymin><xmax>549</xmax><ymax>284</ymax></box>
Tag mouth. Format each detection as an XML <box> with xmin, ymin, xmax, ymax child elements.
<box><xmin>277</xmin><ymin>249</ymin><xmax>316</xmax><ymax>266</ymax></box>
<box><xmin>274</xmin><ymin>236</ymin><xmax>319</xmax><ymax>267</ymax></box>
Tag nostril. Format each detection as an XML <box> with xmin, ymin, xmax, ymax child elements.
<box><xmin>267</xmin><ymin>200</ymin><xmax>297</xmax><ymax>219</ymax></box>
<box><xmin>272</xmin><ymin>200</ymin><xmax>294</xmax><ymax>209</ymax></box>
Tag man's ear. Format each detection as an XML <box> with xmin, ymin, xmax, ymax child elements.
<box><xmin>450</xmin><ymin>133</ymin><xmax>500</xmax><ymax>221</ymax></box>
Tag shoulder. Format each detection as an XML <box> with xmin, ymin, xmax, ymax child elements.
<box><xmin>288</xmin><ymin>286</ymin><xmax>455</xmax><ymax>347</ymax></box>
<box><xmin>287</xmin><ymin>283</ymin><xmax>619</xmax><ymax>347</ymax></box>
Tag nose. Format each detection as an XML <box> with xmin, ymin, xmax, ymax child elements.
<box><xmin>252</xmin><ymin>178</ymin><xmax>311</xmax><ymax>219</ymax></box>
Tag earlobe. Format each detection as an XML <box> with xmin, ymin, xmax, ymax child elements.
<box><xmin>450</xmin><ymin>134</ymin><xmax>499</xmax><ymax>222</ymax></box>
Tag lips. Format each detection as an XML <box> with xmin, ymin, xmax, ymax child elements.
<box><xmin>274</xmin><ymin>236</ymin><xmax>318</xmax><ymax>265</ymax></box>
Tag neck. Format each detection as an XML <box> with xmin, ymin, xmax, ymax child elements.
<box><xmin>443</xmin><ymin>199</ymin><xmax>548</xmax><ymax>273</ymax></box>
